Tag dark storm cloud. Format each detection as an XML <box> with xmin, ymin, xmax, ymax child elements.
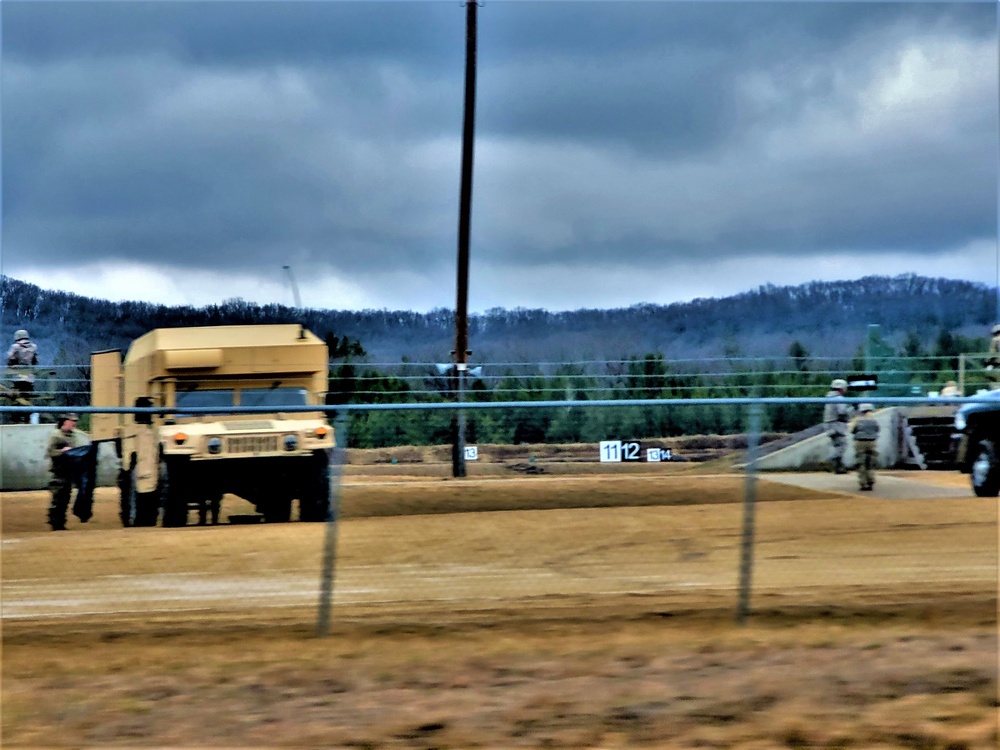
<box><xmin>476</xmin><ymin>2</ymin><xmax>995</xmax><ymax>155</ymax></box>
<box><xmin>482</xmin><ymin>2</ymin><xmax>987</xmax><ymax>57</ymax></box>
<box><xmin>3</xmin><ymin>1</ymin><xmax>464</xmax><ymax>69</ymax></box>
<box><xmin>2</xmin><ymin>2</ymin><xmax>467</xmax><ymax>272</ymax></box>
<box><xmin>468</xmin><ymin>2</ymin><xmax>997</xmax><ymax>262</ymax></box>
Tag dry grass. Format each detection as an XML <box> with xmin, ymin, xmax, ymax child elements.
<box><xmin>2</xmin><ymin>463</ymin><xmax>997</xmax><ymax>748</ymax></box>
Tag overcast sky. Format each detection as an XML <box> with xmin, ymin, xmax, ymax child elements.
<box><xmin>1</xmin><ymin>1</ymin><xmax>997</xmax><ymax>313</ymax></box>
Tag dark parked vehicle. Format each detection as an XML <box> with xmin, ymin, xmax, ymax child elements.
<box><xmin>953</xmin><ymin>390</ymin><xmax>1000</xmax><ymax>496</ymax></box>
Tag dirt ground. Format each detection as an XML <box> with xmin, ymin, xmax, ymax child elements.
<box><xmin>2</xmin><ymin>460</ymin><xmax>997</xmax><ymax>748</ymax></box>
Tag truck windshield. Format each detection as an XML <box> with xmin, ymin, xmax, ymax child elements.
<box><xmin>174</xmin><ymin>389</ymin><xmax>235</xmax><ymax>413</ymax></box>
<box><xmin>240</xmin><ymin>387</ymin><xmax>309</xmax><ymax>408</ymax></box>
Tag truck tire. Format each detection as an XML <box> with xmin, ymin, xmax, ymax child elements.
<box><xmin>127</xmin><ymin>462</ymin><xmax>160</xmax><ymax>527</ymax></box>
<box><xmin>263</xmin><ymin>495</ymin><xmax>293</xmax><ymax>523</ymax></box>
<box><xmin>299</xmin><ymin>451</ymin><xmax>332</xmax><ymax>522</ymax></box>
<box><xmin>160</xmin><ymin>456</ymin><xmax>190</xmax><ymax>527</ymax></box>
<box><xmin>970</xmin><ymin>440</ymin><xmax>1000</xmax><ymax>497</ymax></box>
<box><xmin>118</xmin><ymin>468</ymin><xmax>135</xmax><ymax>527</ymax></box>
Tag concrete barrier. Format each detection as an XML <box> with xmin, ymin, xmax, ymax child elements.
<box><xmin>754</xmin><ymin>408</ymin><xmax>902</xmax><ymax>471</ymax></box>
<box><xmin>0</xmin><ymin>425</ymin><xmax>120</xmax><ymax>491</ymax></box>
<box><xmin>0</xmin><ymin>408</ymin><xmax>923</xmax><ymax>487</ymax></box>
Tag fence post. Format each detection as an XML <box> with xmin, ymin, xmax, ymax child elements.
<box><xmin>317</xmin><ymin>412</ymin><xmax>349</xmax><ymax>636</ymax></box>
<box><xmin>736</xmin><ymin>402</ymin><xmax>762</xmax><ymax>624</ymax></box>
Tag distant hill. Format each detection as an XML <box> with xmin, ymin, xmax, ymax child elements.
<box><xmin>0</xmin><ymin>274</ymin><xmax>994</xmax><ymax>366</ymax></box>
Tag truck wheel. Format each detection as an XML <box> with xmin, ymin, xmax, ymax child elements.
<box><xmin>299</xmin><ymin>452</ymin><xmax>332</xmax><ymax>522</ymax></box>
<box><xmin>128</xmin><ymin>463</ymin><xmax>160</xmax><ymax>527</ymax></box>
<box><xmin>160</xmin><ymin>457</ymin><xmax>190</xmax><ymax>527</ymax></box>
<box><xmin>971</xmin><ymin>440</ymin><xmax>1000</xmax><ymax>497</ymax></box>
<box><xmin>118</xmin><ymin>468</ymin><xmax>135</xmax><ymax>527</ymax></box>
<box><xmin>263</xmin><ymin>495</ymin><xmax>293</xmax><ymax>523</ymax></box>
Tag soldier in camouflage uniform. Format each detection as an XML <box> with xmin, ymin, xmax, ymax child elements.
<box><xmin>822</xmin><ymin>378</ymin><xmax>853</xmax><ymax>474</ymax></box>
<box><xmin>46</xmin><ymin>413</ymin><xmax>89</xmax><ymax>530</ymax></box>
<box><xmin>6</xmin><ymin>329</ymin><xmax>38</xmax><ymax>423</ymax></box>
<box><xmin>850</xmin><ymin>403</ymin><xmax>880</xmax><ymax>491</ymax></box>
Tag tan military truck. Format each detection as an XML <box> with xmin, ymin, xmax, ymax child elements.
<box><xmin>91</xmin><ymin>324</ymin><xmax>335</xmax><ymax>527</ymax></box>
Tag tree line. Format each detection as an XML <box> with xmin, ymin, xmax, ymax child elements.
<box><xmin>3</xmin><ymin>273</ymin><xmax>997</xmax><ymax>364</ymax></box>
<box><xmin>329</xmin><ymin>330</ymin><xmax>990</xmax><ymax>448</ymax></box>
<box><xmin>4</xmin><ymin>273</ymin><xmax>996</xmax><ymax>445</ymax></box>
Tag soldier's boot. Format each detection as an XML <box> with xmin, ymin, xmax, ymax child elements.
<box><xmin>833</xmin><ymin>458</ymin><xmax>847</xmax><ymax>475</ymax></box>
<box><xmin>48</xmin><ymin>483</ymin><xmax>72</xmax><ymax>530</ymax></box>
<box><xmin>47</xmin><ymin>504</ymin><xmax>67</xmax><ymax>531</ymax></box>
<box><xmin>864</xmin><ymin>456</ymin><xmax>876</xmax><ymax>489</ymax></box>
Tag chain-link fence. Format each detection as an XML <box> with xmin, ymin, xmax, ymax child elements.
<box><xmin>1</xmin><ymin>398</ymin><xmax>996</xmax><ymax>636</ymax></box>
<box><xmin>1</xmin><ymin>351</ymin><xmax>988</xmax><ymax>411</ymax></box>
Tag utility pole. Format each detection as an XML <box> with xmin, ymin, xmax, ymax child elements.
<box><xmin>282</xmin><ymin>265</ymin><xmax>302</xmax><ymax>309</ymax></box>
<box><xmin>453</xmin><ymin>0</ymin><xmax>478</xmax><ymax>478</ymax></box>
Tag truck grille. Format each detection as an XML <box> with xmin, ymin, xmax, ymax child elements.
<box><xmin>226</xmin><ymin>435</ymin><xmax>279</xmax><ymax>454</ymax></box>
<box><xmin>222</xmin><ymin>421</ymin><xmax>274</xmax><ymax>430</ymax></box>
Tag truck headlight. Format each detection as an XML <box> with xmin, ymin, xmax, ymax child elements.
<box><xmin>207</xmin><ymin>437</ymin><xmax>223</xmax><ymax>455</ymax></box>
<box><xmin>283</xmin><ymin>435</ymin><xmax>299</xmax><ymax>451</ymax></box>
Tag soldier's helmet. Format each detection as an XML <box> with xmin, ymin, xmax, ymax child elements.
<box><xmin>858</xmin><ymin>403</ymin><xmax>874</xmax><ymax>414</ymax></box>
<box><xmin>14</xmin><ymin>329</ymin><xmax>28</xmax><ymax>341</ymax></box>
<box><xmin>831</xmin><ymin>378</ymin><xmax>848</xmax><ymax>390</ymax></box>
<box><xmin>60</xmin><ymin>413</ymin><xmax>80</xmax><ymax>423</ymax></box>
<box><xmin>992</xmin><ymin>324</ymin><xmax>1000</xmax><ymax>335</ymax></box>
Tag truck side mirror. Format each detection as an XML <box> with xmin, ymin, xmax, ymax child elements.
<box><xmin>134</xmin><ymin>396</ymin><xmax>153</xmax><ymax>425</ymax></box>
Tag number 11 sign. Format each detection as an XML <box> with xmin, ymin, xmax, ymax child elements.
<box><xmin>599</xmin><ymin>440</ymin><xmax>622</xmax><ymax>462</ymax></box>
